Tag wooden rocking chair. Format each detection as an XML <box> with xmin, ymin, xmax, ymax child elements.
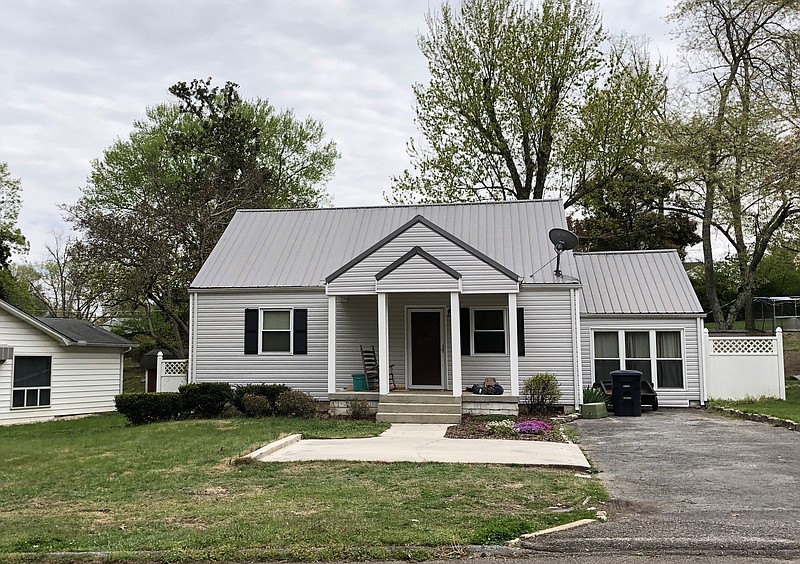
<box><xmin>360</xmin><ymin>345</ymin><xmax>396</xmax><ymax>390</ymax></box>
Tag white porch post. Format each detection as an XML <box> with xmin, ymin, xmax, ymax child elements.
<box><xmin>450</xmin><ymin>292</ymin><xmax>462</xmax><ymax>397</ymax></box>
<box><xmin>156</xmin><ymin>351</ymin><xmax>163</xmax><ymax>393</ymax></box>
<box><xmin>327</xmin><ymin>296</ymin><xmax>337</xmax><ymax>394</ymax></box>
<box><xmin>508</xmin><ymin>293</ymin><xmax>519</xmax><ymax>396</ymax></box>
<box><xmin>378</xmin><ymin>292</ymin><xmax>390</xmax><ymax>395</ymax></box>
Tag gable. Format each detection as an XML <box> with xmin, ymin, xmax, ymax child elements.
<box><xmin>376</xmin><ymin>247</ymin><xmax>461</xmax><ymax>293</ymax></box>
<box><xmin>325</xmin><ymin>219</ymin><xmax>519</xmax><ymax>295</ymax></box>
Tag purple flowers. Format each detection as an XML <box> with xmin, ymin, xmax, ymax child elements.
<box><xmin>513</xmin><ymin>420</ymin><xmax>553</xmax><ymax>435</ymax></box>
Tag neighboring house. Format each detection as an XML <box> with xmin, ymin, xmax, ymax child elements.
<box><xmin>187</xmin><ymin>200</ymin><xmax>705</xmax><ymax>416</ymax></box>
<box><xmin>0</xmin><ymin>299</ymin><xmax>136</xmax><ymax>425</ymax></box>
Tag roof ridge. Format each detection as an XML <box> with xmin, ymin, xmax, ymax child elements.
<box><xmin>575</xmin><ymin>249</ymin><xmax>678</xmax><ymax>256</ymax></box>
<box><xmin>236</xmin><ymin>199</ymin><xmax>564</xmax><ymax>214</ymax></box>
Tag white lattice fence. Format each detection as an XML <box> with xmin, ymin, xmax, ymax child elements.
<box><xmin>703</xmin><ymin>329</ymin><xmax>785</xmax><ymax>401</ymax></box>
<box><xmin>156</xmin><ymin>352</ymin><xmax>188</xmax><ymax>392</ymax></box>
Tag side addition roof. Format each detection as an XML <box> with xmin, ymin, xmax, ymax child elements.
<box><xmin>191</xmin><ymin>199</ymin><xmax>577</xmax><ymax>289</ymax></box>
<box><xmin>575</xmin><ymin>250</ymin><xmax>704</xmax><ymax>316</ymax></box>
<box><xmin>0</xmin><ymin>299</ymin><xmax>136</xmax><ymax>348</ymax></box>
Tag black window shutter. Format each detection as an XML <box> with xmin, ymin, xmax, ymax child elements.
<box><xmin>293</xmin><ymin>309</ymin><xmax>308</xmax><ymax>355</ymax></box>
<box><xmin>460</xmin><ymin>308</ymin><xmax>471</xmax><ymax>356</ymax></box>
<box><xmin>517</xmin><ymin>307</ymin><xmax>525</xmax><ymax>356</ymax></box>
<box><xmin>244</xmin><ymin>309</ymin><xmax>259</xmax><ymax>355</ymax></box>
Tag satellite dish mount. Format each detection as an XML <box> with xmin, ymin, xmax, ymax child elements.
<box><xmin>548</xmin><ymin>228</ymin><xmax>579</xmax><ymax>278</ymax></box>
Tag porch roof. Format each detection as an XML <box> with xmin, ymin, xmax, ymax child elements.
<box><xmin>192</xmin><ymin>200</ymin><xmax>578</xmax><ymax>289</ymax></box>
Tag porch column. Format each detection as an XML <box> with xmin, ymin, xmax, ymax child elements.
<box><xmin>327</xmin><ymin>295</ymin><xmax>337</xmax><ymax>394</ymax></box>
<box><xmin>378</xmin><ymin>292</ymin><xmax>390</xmax><ymax>395</ymax></box>
<box><xmin>508</xmin><ymin>293</ymin><xmax>519</xmax><ymax>396</ymax></box>
<box><xmin>450</xmin><ymin>292</ymin><xmax>462</xmax><ymax>397</ymax></box>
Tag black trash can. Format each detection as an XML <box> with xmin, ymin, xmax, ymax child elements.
<box><xmin>610</xmin><ymin>370</ymin><xmax>642</xmax><ymax>416</ymax></box>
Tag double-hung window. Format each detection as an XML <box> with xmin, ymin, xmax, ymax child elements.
<box><xmin>261</xmin><ymin>309</ymin><xmax>292</xmax><ymax>353</ymax></box>
<box><xmin>592</xmin><ymin>330</ymin><xmax>684</xmax><ymax>389</ymax></box>
<box><xmin>12</xmin><ymin>356</ymin><xmax>52</xmax><ymax>408</ymax></box>
<box><xmin>472</xmin><ymin>309</ymin><xmax>507</xmax><ymax>354</ymax></box>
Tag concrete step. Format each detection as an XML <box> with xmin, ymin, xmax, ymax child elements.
<box><xmin>380</xmin><ymin>393</ymin><xmax>461</xmax><ymax>405</ymax></box>
<box><xmin>378</xmin><ymin>402</ymin><xmax>462</xmax><ymax>414</ymax></box>
<box><xmin>376</xmin><ymin>412</ymin><xmax>462</xmax><ymax>424</ymax></box>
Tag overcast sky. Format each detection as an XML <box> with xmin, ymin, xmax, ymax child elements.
<box><xmin>1</xmin><ymin>0</ymin><xmax>676</xmax><ymax>262</ymax></box>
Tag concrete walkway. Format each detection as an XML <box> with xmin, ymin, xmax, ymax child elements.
<box><xmin>253</xmin><ymin>423</ymin><xmax>590</xmax><ymax>468</ymax></box>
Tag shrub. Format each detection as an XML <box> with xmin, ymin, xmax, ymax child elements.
<box><xmin>178</xmin><ymin>382</ymin><xmax>234</xmax><ymax>418</ymax></box>
<box><xmin>275</xmin><ymin>389</ymin><xmax>317</xmax><ymax>418</ymax></box>
<box><xmin>582</xmin><ymin>386</ymin><xmax>607</xmax><ymax>404</ymax></box>
<box><xmin>242</xmin><ymin>393</ymin><xmax>271</xmax><ymax>417</ymax></box>
<box><xmin>523</xmin><ymin>373</ymin><xmax>562</xmax><ymax>413</ymax></box>
<box><xmin>346</xmin><ymin>398</ymin><xmax>373</xmax><ymax>420</ymax></box>
<box><xmin>232</xmin><ymin>384</ymin><xmax>290</xmax><ymax>415</ymax></box>
<box><xmin>115</xmin><ymin>393</ymin><xmax>182</xmax><ymax>425</ymax></box>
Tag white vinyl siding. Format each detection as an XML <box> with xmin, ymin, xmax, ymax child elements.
<box><xmin>580</xmin><ymin>316</ymin><xmax>701</xmax><ymax>406</ymax></box>
<box><xmin>376</xmin><ymin>254</ymin><xmax>460</xmax><ymax>293</ymax></box>
<box><xmin>193</xmin><ymin>290</ymin><xmax>329</xmax><ymax>398</ymax></box>
<box><xmin>327</xmin><ymin>223</ymin><xmax>518</xmax><ymax>295</ymax></box>
<box><xmin>518</xmin><ymin>288</ymin><xmax>578</xmax><ymax>407</ymax></box>
<box><xmin>0</xmin><ymin>311</ymin><xmax>123</xmax><ymax>425</ymax></box>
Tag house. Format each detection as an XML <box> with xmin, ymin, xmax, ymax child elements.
<box><xmin>0</xmin><ymin>299</ymin><xmax>136</xmax><ymax>425</ymax></box>
<box><xmin>187</xmin><ymin>199</ymin><xmax>705</xmax><ymax>420</ymax></box>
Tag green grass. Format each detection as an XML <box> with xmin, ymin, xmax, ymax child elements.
<box><xmin>708</xmin><ymin>379</ymin><xmax>800</xmax><ymax>423</ymax></box>
<box><xmin>0</xmin><ymin>414</ymin><xmax>606</xmax><ymax>563</ymax></box>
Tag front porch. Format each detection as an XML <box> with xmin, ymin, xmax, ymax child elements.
<box><xmin>329</xmin><ymin>390</ymin><xmax>520</xmax><ymax>422</ymax></box>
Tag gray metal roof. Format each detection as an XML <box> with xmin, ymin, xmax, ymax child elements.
<box><xmin>36</xmin><ymin>317</ymin><xmax>137</xmax><ymax>348</ymax></box>
<box><xmin>192</xmin><ymin>200</ymin><xmax>578</xmax><ymax>289</ymax></box>
<box><xmin>575</xmin><ymin>250</ymin><xmax>704</xmax><ymax>315</ymax></box>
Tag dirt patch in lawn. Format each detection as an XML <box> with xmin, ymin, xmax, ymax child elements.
<box><xmin>783</xmin><ymin>332</ymin><xmax>800</xmax><ymax>377</ymax></box>
<box><xmin>445</xmin><ymin>414</ymin><xmax>567</xmax><ymax>442</ymax></box>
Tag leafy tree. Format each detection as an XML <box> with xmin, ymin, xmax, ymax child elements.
<box><xmin>391</xmin><ymin>0</ymin><xmax>603</xmax><ymax>203</ymax></box>
<box><xmin>0</xmin><ymin>162</ymin><xmax>29</xmax><ymax>302</ymax></box>
<box><xmin>67</xmin><ymin>79</ymin><xmax>339</xmax><ymax>352</ymax></box>
<box><xmin>570</xmin><ymin>166</ymin><xmax>700</xmax><ymax>258</ymax></box>
<box><xmin>666</xmin><ymin>0</ymin><xmax>800</xmax><ymax>331</ymax></box>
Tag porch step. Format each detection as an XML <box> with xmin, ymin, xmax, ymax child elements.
<box><xmin>376</xmin><ymin>393</ymin><xmax>463</xmax><ymax>424</ymax></box>
<box><xmin>378</xmin><ymin>402</ymin><xmax>462</xmax><ymax>414</ymax></box>
<box><xmin>376</xmin><ymin>412</ymin><xmax>462</xmax><ymax>424</ymax></box>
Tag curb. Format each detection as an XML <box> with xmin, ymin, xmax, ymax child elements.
<box><xmin>508</xmin><ymin>518</ymin><xmax>598</xmax><ymax>546</ymax></box>
<box><xmin>707</xmin><ymin>406</ymin><xmax>799</xmax><ymax>432</ymax></box>
<box><xmin>246</xmin><ymin>434</ymin><xmax>302</xmax><ymax>459</ymax></box>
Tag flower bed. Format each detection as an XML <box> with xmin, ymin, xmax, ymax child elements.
<box><xmin>445</xmin><ymin>415</ymin><xmax>566</xmax><ymax>442</ymax></box>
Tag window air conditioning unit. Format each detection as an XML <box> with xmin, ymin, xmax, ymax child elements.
<box><xmin>0</xmin><ymin>345</ymin><xmax>13</xmax><ymax>363</ymax></box>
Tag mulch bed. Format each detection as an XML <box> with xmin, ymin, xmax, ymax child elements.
<box><xmin>444</xmin><ymin>414</ymin><xmax>567</xmax><ymax>443</ymax></box>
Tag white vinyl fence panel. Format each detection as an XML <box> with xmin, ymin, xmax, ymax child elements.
<box><xmin>703</xmin><ymin>328</ymin><xmax>785</xmax><ymax>401</ymax></box>
<box><xmin>156</xmin><ymin>352</ymin><xmax>188</xmax><ymax>392</ymax></box>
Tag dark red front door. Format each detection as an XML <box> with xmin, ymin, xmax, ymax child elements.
<box><xmin>410</xmin><ymin>311</ymin><xmax>442</xmax><ymax>387</ymax></box>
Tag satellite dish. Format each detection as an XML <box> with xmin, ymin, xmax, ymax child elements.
<box><xmin>548</xmin><ymin>228</ymin><xmax>579</xmax><ymax>277</ymax></box>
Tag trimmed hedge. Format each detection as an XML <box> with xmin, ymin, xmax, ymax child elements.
<box><xmin>115</xmin><ymin>393</ymin><xmax>182</xmax><ymax>425</ymax></box>
<box><xmin>232</xmin><ymin>384</ymin><xmax>290</xmax><ymax>416</ymax></box>
<box><xmin>275</xmin><ymin>389</ymin><xmax>317</xmax><ymax>418</ymax></box>
<box><xmin>179</xmin><ymin>382</ymin><xmax>234</xmax><ymax>418</ymax></box>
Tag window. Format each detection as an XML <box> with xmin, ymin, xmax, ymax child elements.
<box><xmin>593</xmin><ymin>332</ymin><xmax>619</xmax><ymax>381</ymax></box>
<box><xmin>472</xmin><ymin>309</ymin><xmax>506</xmax><ymax>354</ymax></box>
<box><xmin>261</xmin><ymin>309</ymin><xmax>292</xmax><ymax>353</ymax></box>
<box><xmin>656</xmin><ymin>331</ymin><xmax>683</xmax><ymax>388</ymax></box>
<box><xmin>12</xmin><ymin>356</ymin><xmax>52</xmax><ymax>408</ymax></box>
<box><xmin>592</xmin><ymin>330</ymin><xmax>684</xmax><ymax>389</ymax></box>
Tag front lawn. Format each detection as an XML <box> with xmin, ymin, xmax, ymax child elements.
<box><xmin>708</xmin><ymin>379</ymin><xmax>800</xmax><ymax>423</ymax></box>
<box><xmin>0</xmin><ymin>413</ymin><xmax>606</xmax><ymax>563</ymax></box>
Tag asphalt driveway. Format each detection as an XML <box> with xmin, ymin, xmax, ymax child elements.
<box><xmin>522</xmin><ymin>409</ymin><xmax>800</xmax><ymax>558</ymax></box>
